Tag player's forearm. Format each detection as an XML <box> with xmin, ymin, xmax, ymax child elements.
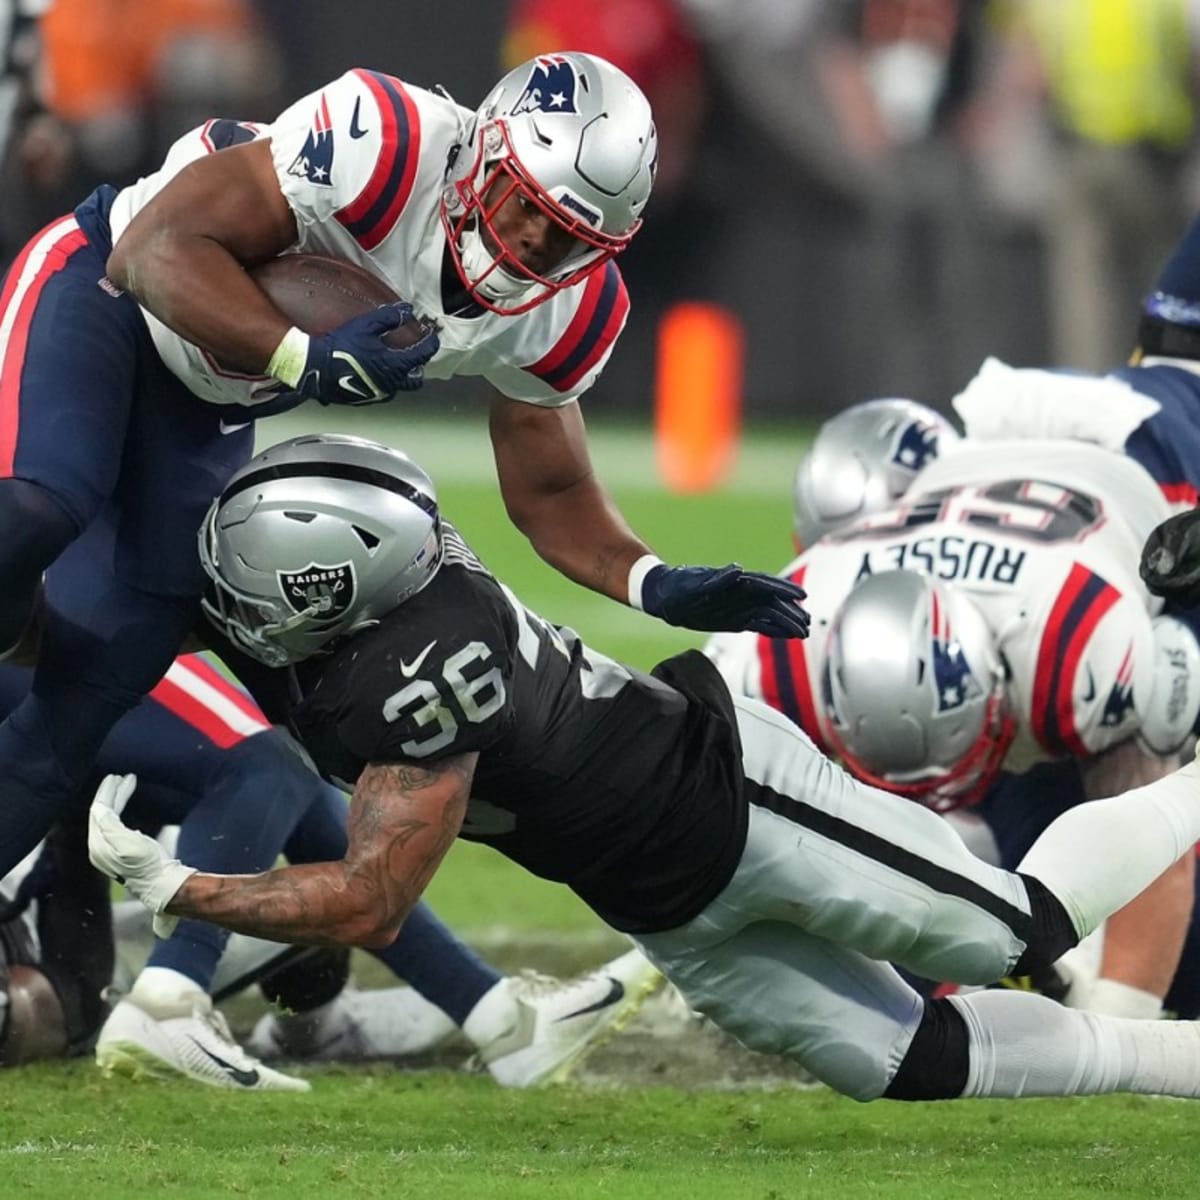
<box><xmin>169</xmin><ymin>862</ymin><xmax>411</xmax><ymax>949</ymax></box>
<box><xmin>107</xmin><ymin>140</ymin><xmax>299</xmax><ymax>373</ymax></box>
<box><xmin>166</xmin><ymin>758</ymin><xmax>473</xmax><ymax>948</ymax></box>
<box><xmin>509</xmin><ymin>472</ymin><xmax>650</xmax><ymax>602</ymax></box>
<box><xmin>109</xmin><ymin>232</ymin><xmax>291</xmax><ymax>376</ymax></box>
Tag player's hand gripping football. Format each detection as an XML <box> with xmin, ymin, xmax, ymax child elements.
<box><xmin>269</xmin><ymin>302</ymin><xmax>440</xmax><ymax>406</ymax></box>
<box><xmin>88</xmin><ymin>773</ymin><xmax>196</xmax><ymax>938</ymax></box>
<box><xmin>1141</xmin><ymin>509</ymin><xmax>1200</xmax><ymax>609</ymax></box>
<box><xmin>640</xmin><ymin>563</ymin><xmax>811</xmax><ymax>638</ymax></box>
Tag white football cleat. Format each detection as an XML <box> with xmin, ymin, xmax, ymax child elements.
<box><xmin>467</xmin><ymin>947</ymin><xmax>664</xmax><ymax>1088</ymax></box>
<box><xmin>247</xmin><ymin>985</ymin><xmax>458</xmax><ymax>1062</ymax></box>
<box><xmin>96</xmin><ymin>970</ymin><xmax>309</xmax><ymax>1092</ymax></box>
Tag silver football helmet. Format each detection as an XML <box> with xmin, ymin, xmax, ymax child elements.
<box><xmin>822</xmin><ymin>570</ymin><xmax>1015</xmax><ymax>810</ymax></box>
<box><xmin>198</xmin><ymin>434</ymin><xmax>442</xmax><ymax>667</ymax></box>
<box><xmin>441</xmin><ymin>52</ymin><xmax>657</xmax><ymax>314</ymax></box>
<box><xmin>792</xmin><ymin>399</ymin><xmax>961</xmax><ymax>549</ymax></box>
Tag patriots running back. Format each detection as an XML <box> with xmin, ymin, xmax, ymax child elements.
<box><xmin>103</xmin><ymin>64</ymin><xmax>634</xmax><ymax>410</ymax></box>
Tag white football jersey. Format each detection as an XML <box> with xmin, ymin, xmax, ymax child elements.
<box><xmin>708</xmin><ymin>440</ymin><xmax>1175</xmax><ymax>765</ymax></box>
<box><xmin>107</xmin><ymin>69</ymin><xmax>631</xmax><ymax>409</ymax></box>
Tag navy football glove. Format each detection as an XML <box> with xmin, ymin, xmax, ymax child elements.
<box><xmin>274</xmin><ymin>304</ymin><xmax>440</xmax><ymax>407</ymax></box>
<box><xmin>641</xmin><ymin>563</ymin><xmax>811</xmax><ymax>638</ymax></box>
<box><xmin>1142</xmin><ymin>508</ymin><xmax>1200</xmax><ymax>609</ymax></box>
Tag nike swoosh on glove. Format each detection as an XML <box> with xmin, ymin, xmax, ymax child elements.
<box><xmin>1141</xmin><ymin>509</ymin><xmax>1200</xmax><ymax>609</ymax></box>
<box><xmin>273</xmin><ymin>304</ymin><xmax>440</xmax><ymax>407</ymax></box>
<box><xmin>88</xmin><ymin>773</ymin><xmax>196</xmax><ymax>938</ymax></box>
<box><xmin>641</xmin><ymin>563</ymin><xmax>811</xmax><ymax>637</ymax></box>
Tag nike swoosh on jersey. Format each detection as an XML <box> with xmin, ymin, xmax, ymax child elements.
<box><xmin>556</xmin><ymin>978</ymin><xmax>625</xmax><ymax>1021</ymax></box>
<box><xmin>350</xmin><ymin>96</ymin><xmax>369</xmax><ymax>138</ymax></box>
<box><xmin>190</xmin><ymin>1039</ymin><xmax>261</xmax><ymax>1087</ymax></box>
<box><xmin>399</xmin><ymin>640</ymin><xmax>438</xmax><ymax>678</ymax></box>
<box><xmin>219</xmin><ymin>419</ymin><xmax>250</xmax><ymax>435</ymax></box>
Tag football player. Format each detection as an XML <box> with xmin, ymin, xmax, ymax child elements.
<box><xmin>713</xmin><ymin>421</ymin><xmax>1200</xmax><ymax>1018</ymax></box>
<box><xmin>0</xmin><ymin>636</ymin><xmax>660</xmax><ymax>1089</ymax></box>
<box><xmin>0</xmin><ymin>51</ymin><xmax>809</xmax><ymax>882</ymax></box>
<box><xmin>707</xmin><ymin>395</ymin><xmax>1200</xmax><ymax>1020</ymax></box>
<box><xmin>89</xmin><ymin>432</ymin><xmax>1200</xmax><ymax>1104</ymax></box>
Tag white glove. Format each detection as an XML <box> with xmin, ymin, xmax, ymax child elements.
<box><xmin>88</xmin><ymin>773</ymin><xmax>197</xmax><ymax>938</ymax></box>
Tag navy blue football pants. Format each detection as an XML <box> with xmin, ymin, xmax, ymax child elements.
<box><xmin>0</xmin><ymin>212</ymin><xmax>253</xmax><ymax>876</ymax></box>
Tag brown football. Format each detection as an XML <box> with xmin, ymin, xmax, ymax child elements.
<box><xmin>249</xmin><ymin>253</ymin><xmax>432</xmax><ymax>348</ymax></box>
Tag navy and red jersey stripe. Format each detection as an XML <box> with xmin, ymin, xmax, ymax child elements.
<box><xmin>524</xmin><ymin>261</ymin><xmax>629</xmax><ymax>394</ymax></box>
<box><xmin>1031</xmin><ymin>562</ymin><xmax>1122</xmax><ymax>756</ymax></box>
<box><xmin>754</xmin><ymin>565</ymin><xmax>828</xmax><ymax>750</ymax></box>
<box><xmin>0</xmin><ymin>217</ymin><xmax>89</xmax><ymax>477</ymax></box>
<box><xmin>336</xmin><ymin>70</ymin><xmax>421</xmax><ymax>251</ymax></box>
<box><xmin>149</xmin><ymin>653</ymin><xmax>270</xmax><ymax>749</ymax></box>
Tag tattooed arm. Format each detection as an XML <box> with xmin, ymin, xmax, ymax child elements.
<box><xmin>165</xmin><ymin>753</ymin><xmax>476</xmax><ymax>948</ymax></box>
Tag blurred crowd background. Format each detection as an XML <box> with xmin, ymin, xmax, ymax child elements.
<box><xmin>3</xmin><ymin>0</ymin><xmax>1198</xmax><ymax>421</ymax></box>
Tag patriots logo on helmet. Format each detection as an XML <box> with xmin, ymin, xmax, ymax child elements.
<box><xmin>892</xmin><ymin>420</ymin><xmax>941</xmax><ymax>473</ymax></box>
<box><xmin>1099</xmin><ymin>645</ymin><xmax>1136</xmax><ymax>727</ymax></box>
<box><xmin>510</xmin><ymin>56</ymin><xmax>580</xmax><ymax>116</ymax></box>
<box><xmin>278</xmin><ymin>562</ymin><xmax>356</xmax><ymax>619</ymax></box>
<box><xmin>930</xmin><ymin>590</ymin><xmax>983</xmax><ymax>713</ymax></box>
<box><xmin>287</xmin><ymin>95</ymin><xmax>336</xmax><ymax>187</ymax></box>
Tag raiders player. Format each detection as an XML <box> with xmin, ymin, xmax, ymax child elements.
<box><xmin>89</xmin><ymin>432</ymin><xmax>1200</xmax><ymax>1103</ymax></box>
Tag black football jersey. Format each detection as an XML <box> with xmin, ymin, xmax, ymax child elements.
<box><xmin>273</xmin><ymin>526</ymin><xmax>748</xmax><ymax>933</ymax></box>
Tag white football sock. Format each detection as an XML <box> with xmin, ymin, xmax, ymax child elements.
<box><xmin>1017</xmin><ymin>758</ymin><xmax>1200</xmax><ymax>939</ymax></box>
<box><xmin>133</xmin><ymin>966</ymin><xmax>203</xmax><ymax>1002</ymax></box>
<box><xmin>461</xmin><ymin>978</ymin><xmax>516</xmax><ymax>1050</ymax></box>
<box><xmin>951</xmin><ymin>989</ymin><xmax>1200</xmax><ymax>1098</ymax></box>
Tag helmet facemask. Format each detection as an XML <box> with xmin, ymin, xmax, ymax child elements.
<box><xmin>440</xmin><ymin>53</ymin><xmax>656</xmax><ymax>317</ymax></box>
<box><xmin>199</xmin><ymin>505</ymin><xmax>392</xmax><ymax>668</ymax></box>
<box><xmin>824</xmin><ymin>683</ymin><xmax>1016</xmax><ymax>812</ymax></box>
<box><xmin>442</xmin><ymin>120</ymin><xmax>636</xmax><ymax>316</ymax></box>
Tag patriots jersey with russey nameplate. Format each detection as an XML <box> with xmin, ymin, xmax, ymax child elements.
<box><xmin>106</xmin><ymin>65</ymin><xmax>630</xmax><ymax>409</ymax></box>
<box><xmin>238</xmin><ymin>525</ymin><xmax>746</xmax><ymax>935</ymax></box>
<box><xmin>707</xmin><ymin>439</ymin><xmax>1200</xmax><ymax>765</ymax></box>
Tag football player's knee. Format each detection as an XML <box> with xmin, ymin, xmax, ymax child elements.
<box><xmin>0</xmin><ymin>477</ymin><xmax>79</xmax><ymax>571</ymax></box>
<box><xmin>883</xmin><ymin>997</ymin><xmax>971</xmax><ymax>1101</ymax></box>
<box><xmin>0</xmin><ymin>479</ymin><xmax>79</xmax><ymax>648</ymax></box>
<box><xmin>217</xmin><ymin>731</ymin><xmax>323</xmax><ymax>818</ymax></box>
<box><xmin>1009</xmin><ymin>873</ymin><xmax>1079</xmax><ymax>977</ymax></box>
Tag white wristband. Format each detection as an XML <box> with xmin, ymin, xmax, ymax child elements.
<box><xmin>1086</xmin><ymin>977</ymin><xmax>1164</xmax><ymax>1020</ymax></box>
<box><xmin>266</xmin><ymin>325</ymin><xmax>311</xmax><ymax>388</ymax></box>
<box><xmin>627</xmin><ymin>554</ymin><xmax>665</xmax><ymax>611</ymax></box>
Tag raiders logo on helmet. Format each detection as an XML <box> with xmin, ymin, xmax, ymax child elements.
<box><xmin>278</xmin><ymin>562</ymin><xmax>357</xmax><ymax>619</ymax></box>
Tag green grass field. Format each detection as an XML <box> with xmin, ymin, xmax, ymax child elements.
<box><xmin>5</xmin><ymin>414</ymin><xmax>1200</xmax><ymax>1197</ymax></box>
